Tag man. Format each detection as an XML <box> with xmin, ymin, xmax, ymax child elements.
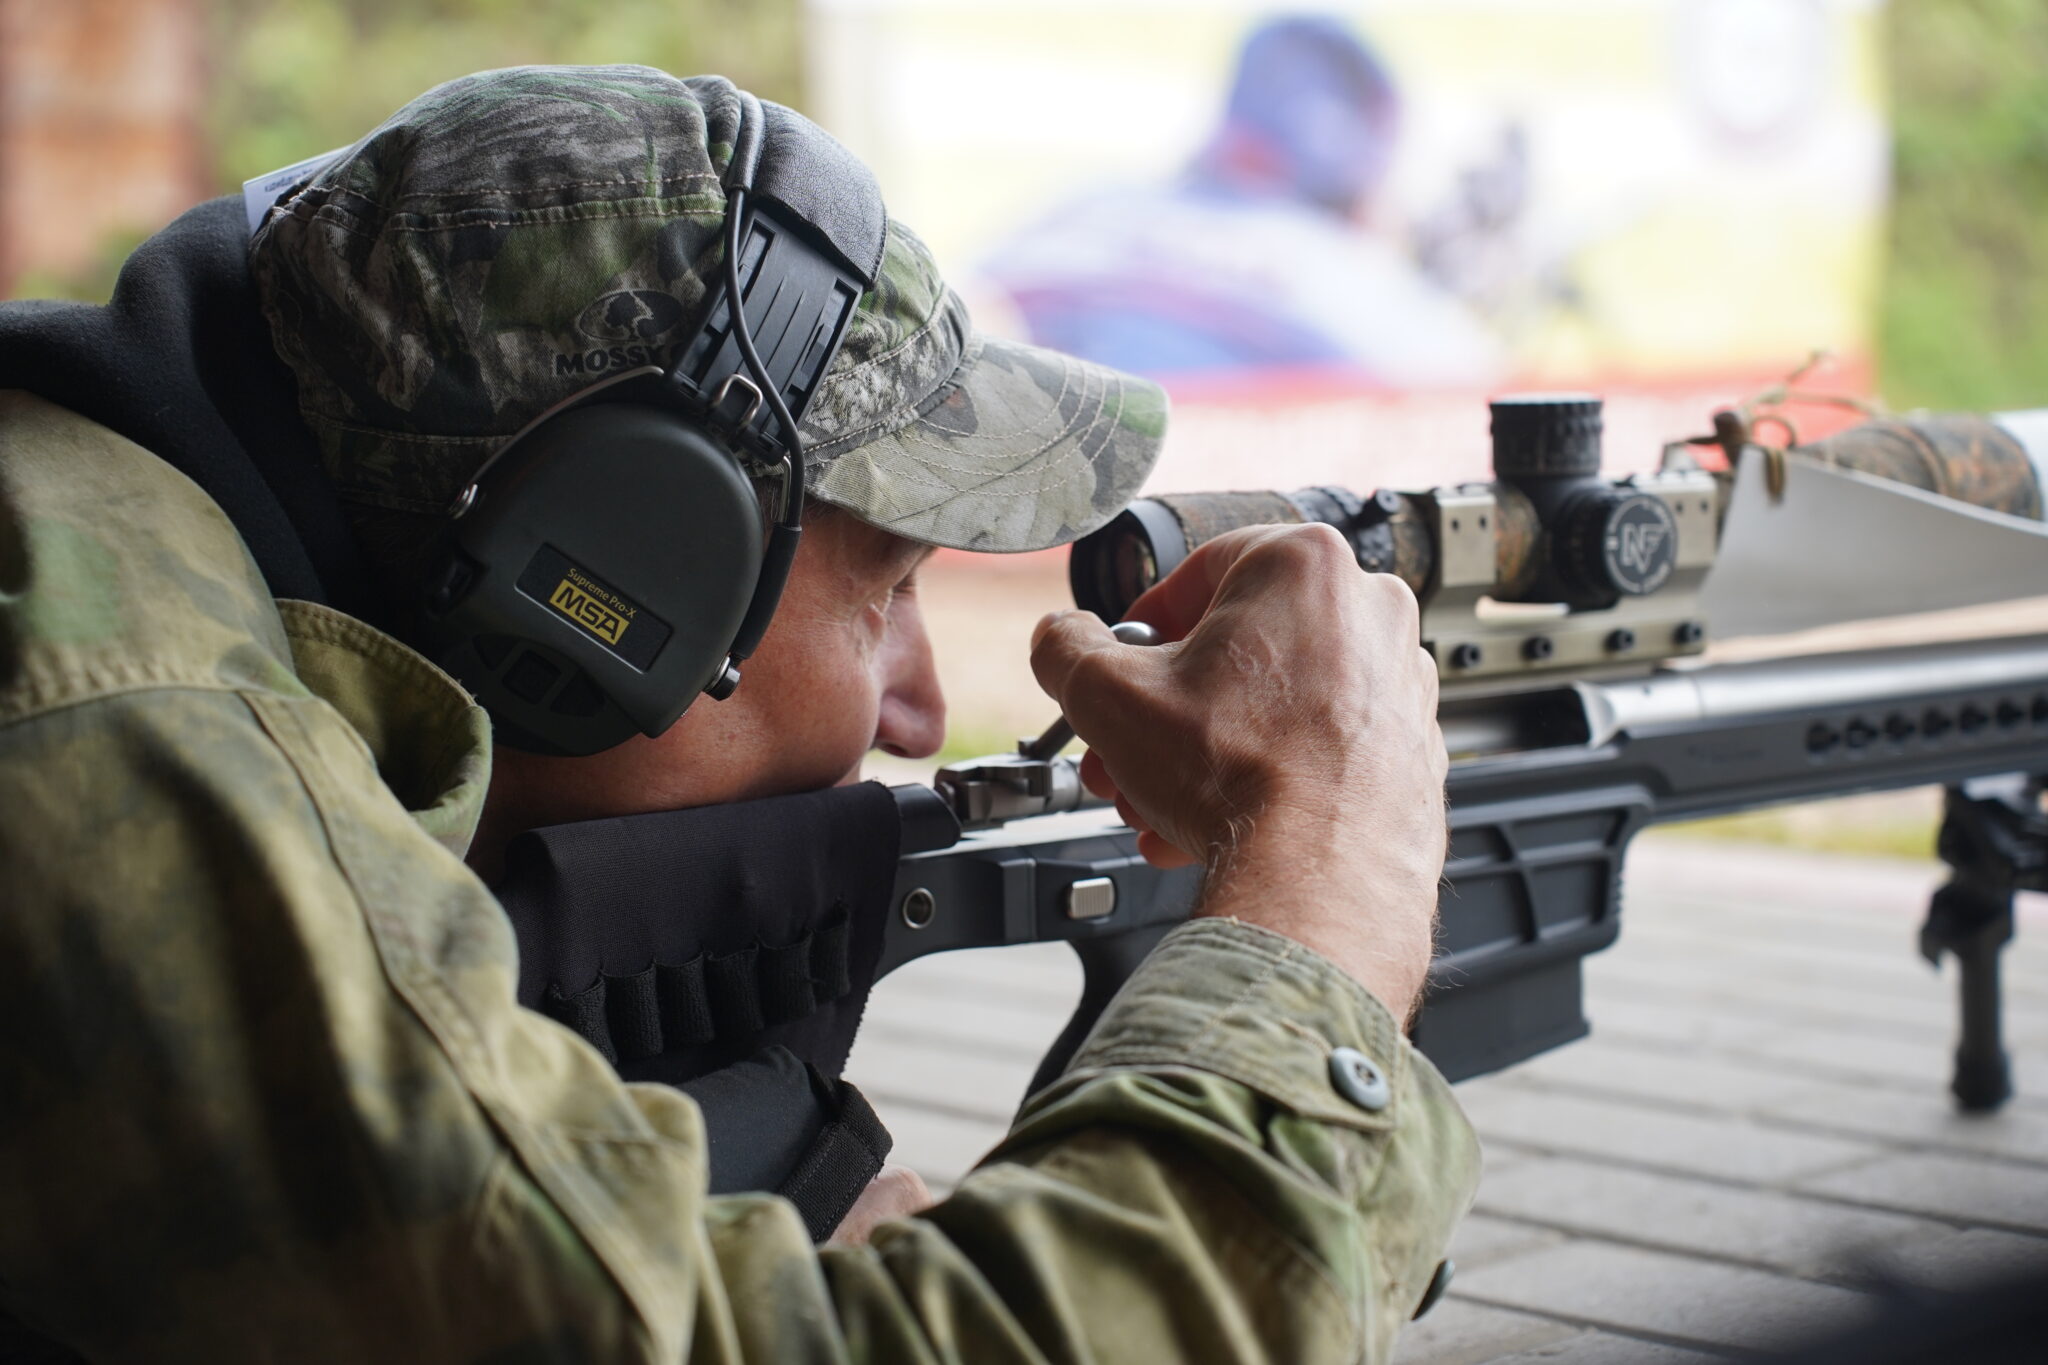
<box><xmin>976</xmin><ymin>13</ymin><xmax>1503</xmax><ymax>384</ymax></box>
<box><xmin>0</xmin><ymin>66</ymin><xmax>1476</xmax><ymax>1361</ymax></box>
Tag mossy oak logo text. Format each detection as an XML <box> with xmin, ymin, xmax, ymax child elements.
<box><xmin>549</xmin><ymin>569</ymin><xmax>633</xmax><ymax>645</ymax></box>
<box><xmin>556</xmin><ymin>290</ymin><xmax>687</xmax><ymax>378</ymax></box>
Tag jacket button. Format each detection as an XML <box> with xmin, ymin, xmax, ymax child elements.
<box><xmin>1413</xmin><ymin>1260</ymin><xmax>1454</xmax><ymax>1320</ymax></box>
<box><xmin>1328</xmin><ymin>1046</ymin><xmax>1390</xmax><ymax>1112</ymax></box>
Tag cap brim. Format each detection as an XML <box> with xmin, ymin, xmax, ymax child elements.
<box><xmin>807</xmin><ymin>333</ymin><xmax>1167</xmax><ymax>553</ymax></box>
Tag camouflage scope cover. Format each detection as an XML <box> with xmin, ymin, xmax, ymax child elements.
<box><xmin>248</xmin><ymin>65</ymin><xmax>1166</xmax><ymax>579</ymax></box>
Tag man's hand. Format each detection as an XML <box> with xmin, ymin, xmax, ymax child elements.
<box><xmin>1030</xmin><ymin>523</ymin><xmax>1446</xmax><ymax>1018</ymax></box>
<box><xmin>827</xmin><ymin>1165</ymin><xmax>934</xmax><ymax>1246</ymax></box>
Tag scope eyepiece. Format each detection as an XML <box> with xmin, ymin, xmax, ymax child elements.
<box><xmin>1069</xmin><ymin>487</ymin><xmax>1411</xmax><ymax>622</ymax></box>
<box><xmin>1069</xmin><ymin>499</ymin><xmax>1189</xmax><ymax>622</ymax></box>
<box><xmin>1073</xmin><ymin>493</ymin><xmax>1315</xmax><ymax>621</ymax></box>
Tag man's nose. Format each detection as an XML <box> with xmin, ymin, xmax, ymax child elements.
<box><xmin>875</xmin><ymin>615</ymin><xmax>947</xmax><ymax>759</ymax></box>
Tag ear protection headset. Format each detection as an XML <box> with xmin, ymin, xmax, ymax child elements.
<box><xmin>421</xmin><ymin>95</ymin><xmax>883</xmax><ymax>757</ymax></box>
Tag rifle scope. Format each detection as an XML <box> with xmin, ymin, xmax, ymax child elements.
<box><xmin>1070</xmin><ymin>396</ymin><xmax>2043</xmax><ymax>624</ymax></box>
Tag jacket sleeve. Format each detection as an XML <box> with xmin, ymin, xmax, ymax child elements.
<box><xmin>0</xmin><ymin>682</ymin><xmax>1477</xmax><ymax>1364</ymax></box>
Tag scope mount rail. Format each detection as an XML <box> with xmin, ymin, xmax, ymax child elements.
<box><xmin>886</xmin><ymin>630</ymin><xmax>2048</xmax><ymax>1104</ymax></box>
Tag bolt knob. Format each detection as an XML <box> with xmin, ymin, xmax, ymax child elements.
<box><xmin>1490</xmin><ymin>393</ymin><xmax>1604</xmax><ymax>479</ymax></box>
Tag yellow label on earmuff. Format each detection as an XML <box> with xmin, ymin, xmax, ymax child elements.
<box><xmin>549</xmin><ymin>576</ymin><xmax>631</xmax><ymax>645</ymax></box>
<box><xmin>515</xmin><ymin>544</ymin><xmax>672</xmax><ymax>672</ymax></box>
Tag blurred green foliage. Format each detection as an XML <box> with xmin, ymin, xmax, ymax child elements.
<box><xmin>9</xmin><ymin>0</ymin><xmax>801</xmax><ymax>301</ymax></box>
<box><xmin>7</xmin><ymin>226</ymin><xmax>155</xmax><ymax>304</ymax></box>
<box><xmin>1879</xmin><ymin>0</ymin><xmax>2048</xmax><ymax>410</ymax></box>
<box><xmin>206</xmin><ymin>0</ymin><xmax>802</xmax><ymax>188</ymax></box>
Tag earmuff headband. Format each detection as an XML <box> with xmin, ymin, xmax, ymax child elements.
<box><xmin>423</xmin><ymin>95</ymin><xmax>881</xmax><ymax>754</ymax></box>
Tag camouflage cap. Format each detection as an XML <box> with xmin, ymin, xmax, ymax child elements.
<box><xmin>249</xmin><ymin>65</ymin><xmax>1166</xmax><ymax>578</ymax></box>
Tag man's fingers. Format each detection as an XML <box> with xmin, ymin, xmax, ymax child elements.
<box><xmin>1029</xmin><ymin>610</ymin><xmax>1120</xmax><ymax>709</ymax></box>
<box><xmin>1120</xmin><ymin>530</ymin><xmax>1249</xmax><ymax>641</ymax></box>
<box><xmin>828</xmin><ymin>1164</ymin><xmax>934</xmax><ymax>1246</ymax></box>
<box><xmin>1137</xmin><ymin>829</ymin><xmax>1199</xmax><ymax>869</ymax></box>
<box><xmin>1112</xmin><ymin>796</ymin><xmax>1197</xmax><ymax>868</ymax></box>
<box><xmin>1078</xmin><ymin>748</ymin><xmax>1119</xmax><ymax>802</ymax></box>
<box><xmin>1122</xmin><ymin>523</ymin><xmax>1340</xmax><ymax>641</ymax></box>
<box><xmin>1113</xmin><ymin>792</ymin><xmax>1149</xmax><ymax>835</ymax></box>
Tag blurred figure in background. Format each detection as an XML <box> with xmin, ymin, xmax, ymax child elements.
<box><xmin>978</xmin><ymin>12</ymin><xmax>1503</xmax><ymax>385</ymax></box>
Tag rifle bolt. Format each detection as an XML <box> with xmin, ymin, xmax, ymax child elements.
<box><xmin>1449</xmin><ymin>642</ymin><xmax>1484</xmax><ymax>670</ymax></box>
<box><xmin>1673</xmin><ymin>620</ymin><xmax>1706</xmax><ymax>647</ymax></box>
<box><xmin>1605</xmin><ymin>628</ymin><xmax>1637</xmax><ymax>654</ymax></box>
<box><xmin>1522</xmin><ymin>635</ymin><xmax>1555</xmax><ymax>662</ymax></box>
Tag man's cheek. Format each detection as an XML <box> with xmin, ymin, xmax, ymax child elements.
<box><xmin>795</xmin><ymin>662</ymin><xmax>881</xmax><ymax>779</ymax></box>
<box><xmin>807</xmin><ymin>730</ymin><xmax>876</xmax><ymax>794</ymax></box>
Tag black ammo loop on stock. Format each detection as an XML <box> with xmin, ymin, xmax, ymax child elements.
<box><xmin>495</xmin><ymin>781</ymin><xmax>901</xmax><ymax>1085</ymax></box>
<box><xmin>537</xmin><ymin>916</ymin><xmax>855</xmax><ymax>1064</ymax></box>
<box><xmin>493</xmin><ymin>781</ymin><xmax>904</xmax><ymax>1237</ymax></box>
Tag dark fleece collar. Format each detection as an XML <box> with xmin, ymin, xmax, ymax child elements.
<box><xmin>0</xmin><ymin>195</ymin><xmax>382</xmax><ymax>624</ymax></box>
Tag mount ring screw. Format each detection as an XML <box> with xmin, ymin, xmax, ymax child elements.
<box><xmin>900</xmin><ymin>887</ymin><xmax>937</xmax><ymax>930</ymax></box>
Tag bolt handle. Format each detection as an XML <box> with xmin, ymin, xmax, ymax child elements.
<box><xmin>1020</xmin><ymin>620</ymin><xmax>1161</xmax><ymax>761</ymax></box>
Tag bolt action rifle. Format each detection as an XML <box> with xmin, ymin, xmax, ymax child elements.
<box><xmin>885</xmin><ymin>392</ymin><xmax>2048</xmax><ymax>1111</ymax></box>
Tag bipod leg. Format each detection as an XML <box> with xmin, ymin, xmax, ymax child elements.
<box><xmin>1920</xmin><ymin>878</ymin><xmax>2015</xmax><ymax>1112</ymax></box>
<box><xmin>1922</xmin><ymin>779</ymin><xmax>2040</xmax><ymax>1113</ymax></box>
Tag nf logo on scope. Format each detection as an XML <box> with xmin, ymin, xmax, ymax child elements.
<box><xmin>1600</xmin><ymin>497</ymin><xmax>1679</xmax><ymax>595</ymax></box>
<box><xmin>549</xmin><ymin>577</ymin><xmax>630</xmax><ymax>645</ymax></box>
<box><xmin>1619</xmin><ymin>522</ymin><xmax>1669</xmax><ymax>577</ymax></box>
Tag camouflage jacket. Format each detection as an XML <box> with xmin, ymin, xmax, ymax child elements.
<box><xmin>0</xmin><ymin>391</ymin><xmax>1480</xmax><ymax>1363</ymax></box>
